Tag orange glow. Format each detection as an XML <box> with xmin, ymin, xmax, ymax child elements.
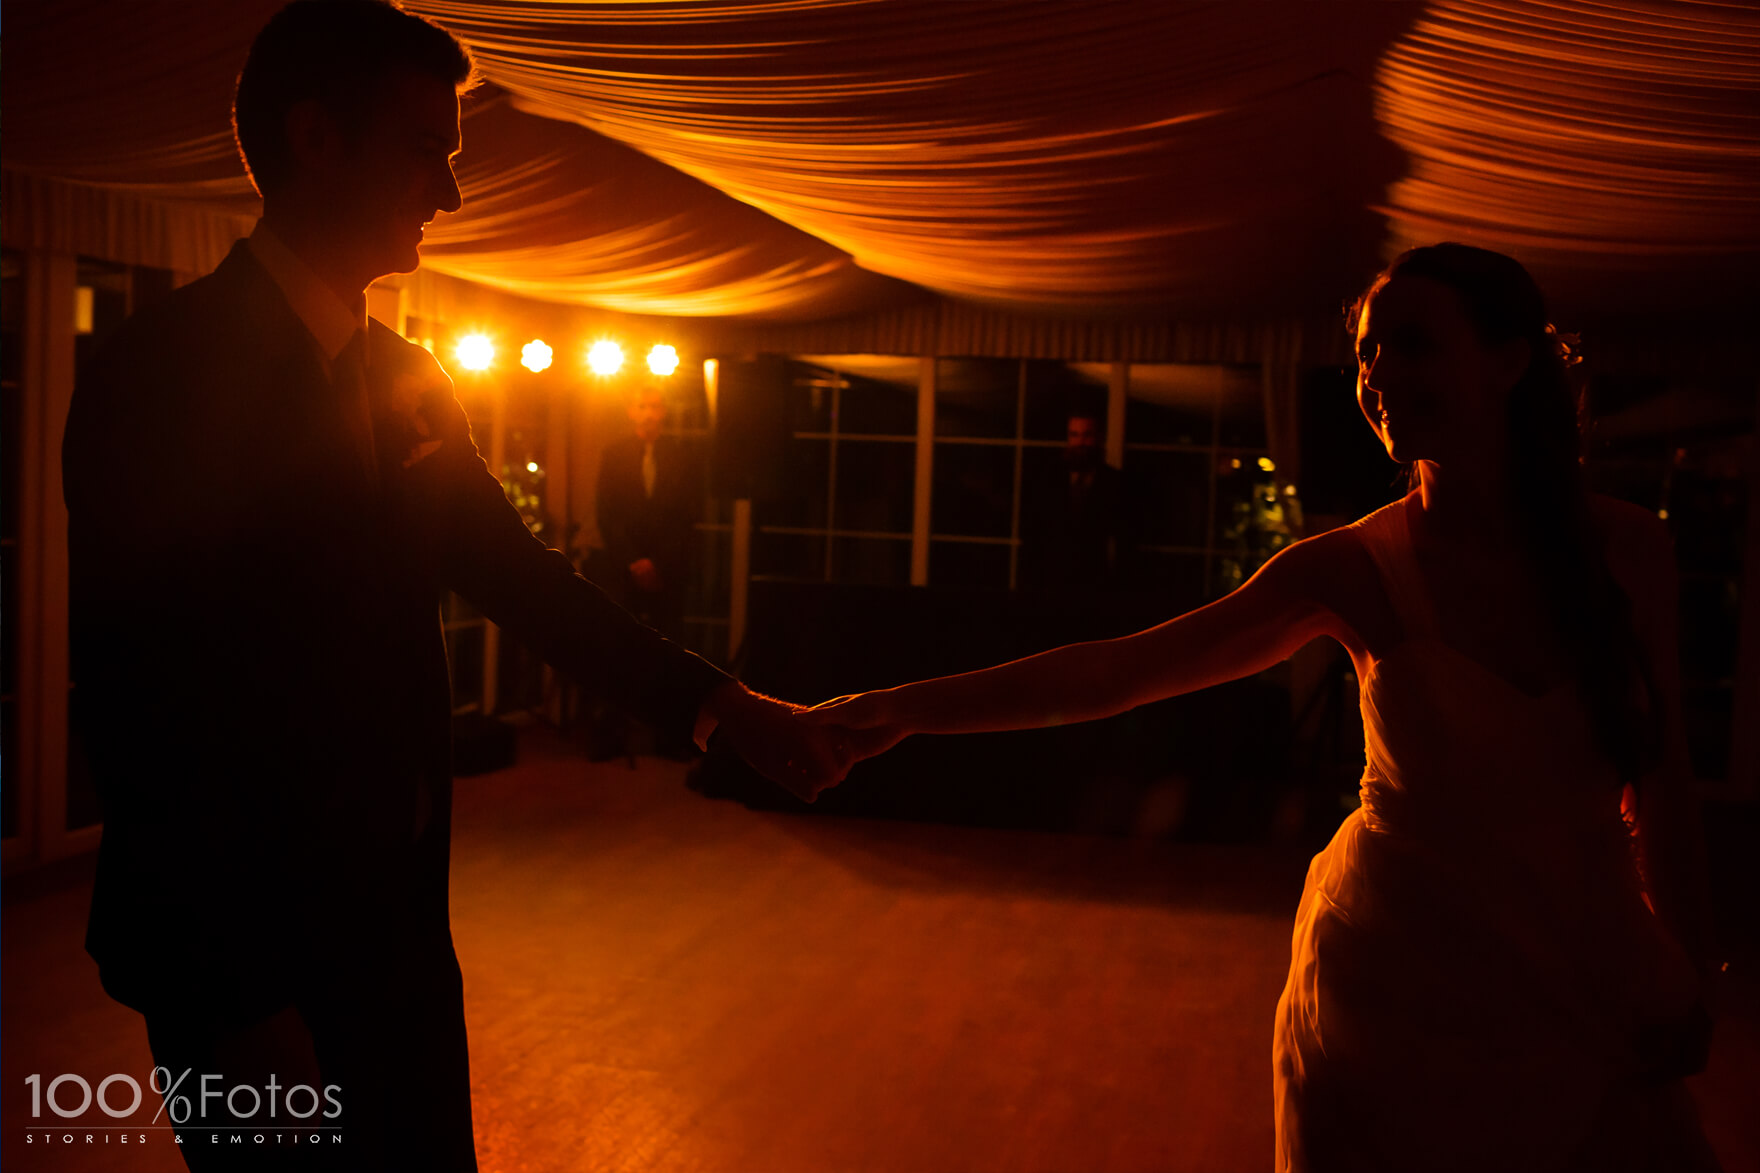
<box><xmin>647</xmin><ymin>344</ymin><xmax>680</xmax><ymax>376</ymax></box>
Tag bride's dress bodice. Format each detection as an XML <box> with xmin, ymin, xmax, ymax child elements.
<box><xmin>1272</xmin><ymin>494</ymin><xmax>1716</xmax><ymax>1171</ymax></box>
<box><xmin>1317</xmin><ymin>494</ymin><xmax>1698</xmax><ymax>1061</ymax></box>
<box><xmin>1354</xmin><ymin>496</ymin><xmax>1635</xmax><ymax>853</ymax></box>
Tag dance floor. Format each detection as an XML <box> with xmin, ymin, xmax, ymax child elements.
<box><xmin>5</xmin><ymin>727</ymin><xmax>1756</xmax><ymax>1172</ymax></box>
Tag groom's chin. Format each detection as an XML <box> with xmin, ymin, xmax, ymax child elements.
<box><xmin>377</xmin><ymin>227</ymin><xmax>426</xmax><ymax>276</ymax></box>
<box><xmin>390</xmin><ymin>242</ymin><xmax>423</xmax><ymax>275</ymax></box>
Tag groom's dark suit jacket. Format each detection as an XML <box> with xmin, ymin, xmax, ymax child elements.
<box><xmin>63</xmin><ymin>241</ymin><xmax>729</xmax><ymax>1024</ymax></box>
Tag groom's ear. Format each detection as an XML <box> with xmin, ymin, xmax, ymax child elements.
<box><xmin>283</xmin><ymin>99</ymin><xmax>347</xmax><ymax>183</ymax></box>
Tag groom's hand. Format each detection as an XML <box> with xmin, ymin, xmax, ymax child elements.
<box><xmin>702</xmin><ymin>682</ymin><xmax>853</xmax><ymax>803</ymax></box>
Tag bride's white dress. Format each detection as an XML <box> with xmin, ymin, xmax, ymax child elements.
<box><xmin>1272</xmin><ymin>495</ymin><xmax>1720</xmax><ymax>1172</ymax></box>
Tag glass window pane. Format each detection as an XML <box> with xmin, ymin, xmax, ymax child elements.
<box><xmin>700</xmin><ymin>494</ymin><xmax>735</xmax><ymax>527</ymax></box>
<box><xmin>752</xmin><ymin>531</ymin><xmax>826</xmax><ymax>581</ymax></box>
<box><xmin>1018</xmin><ymin>446</ymin><xmax>1135</xmax><ymax>589</ymax></box>
<box><xmin>1018</xmin><ymin>445</ymin><xmax>1072</xmax><ymax>527</ymax></box>
<box><xmin>687</xmin><ymin>528</ymin><xmax>733</xmax><ymax>623</ymax></box>
<box><xmin>931</xmin><ymin>442</ymin><xmax>1014</xmax><ymax>538</ymax></box>
<box><xmin>786</xmin><ymin>359</ymin><xmax>834</xmax><ymax>432</ymax></box>
<box><xmin>834</xmin><ymin>441</ymin><xmax>914</xmax><ymax>533</ymax></box>
<box><xmin>931</xmin><ymin>540</ymin><xmax>1010</xmax><ymax>589</ymax></box>
<box><xmin>935</xmin><ymin>358</ymin><xmax>1018</xmax><ymax>438</ymax></box>
<box><xmin>662</xmin><ymin>360</ymin><xmax>710</xmax><ymax>432</ymax></box>
<box><xmin>74</xmin><ymin>258</ymin><xmax>131</xmax><ymax>379</ymax></box>
<box><xmin>1135</xmin><ymin>551</ymin><xmax>1208</xmax><ymax>612</ymax></box>
<box><xmin>1125</xmin><ymin>364</ymin><xmax>1218</xmax><ymax>446</ymax></box>
<box><xmin>1217</xmin><ymin>363</ymin><xmax>1267</xmax><ymax>448</ymax></box>
<box><xmin>1023</xmin><ymin>360</ymin><xmax>1109</xmax><ymax>442</ymax></box>
<box><xmin>499</xmin><ymin>423</ymin><xmax>552</xmax><ymax>543</ymax></box>
<box><xmin>1212</xmin><ymin>456</ymin><xmax>1293</xmax><ymax>596</ymax></box>
<box><xmin>684</xmin><ymin>621</ymin><xmax>731</xmax><ymax>667</ymax></box>
<box><xmin>402</xmin><ymin>315</ymin><xmax>438</xmax><ymax>351</ymax></box>
<box><xmin>799</xmin><ymin>355</ymin><xmax>919</xmax><ymax>436</ymax></box>
<box><xmin>759</xmin><ymin>439</ymin><xmax>830</xmax><ymax>529</ymax></box>
<box><xmin>831</xmin><ymin>537</ymin><xmax>912</xmax><ymax>586</ymax></box>
<box><xmin>1125</xmin><ymin>450</ymin><xmax>1210</xmax><ymax>547</ymax></box>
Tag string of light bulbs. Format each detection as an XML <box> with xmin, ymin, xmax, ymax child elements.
<box><xmin>450</xmin><ymin>335</ymin><xmax>683</xmax><ymax>377</ymax></box>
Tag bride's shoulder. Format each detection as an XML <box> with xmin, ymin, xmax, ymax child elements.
<box><xmin>1278</xmin><ymin>517</ymin><xmax>1383</xmax><ymax>585</ymax></box>
<box><xmin>1263</xmin><ymin>523</ymin><xmax>1395</xmax><ymax>656</ymax></box>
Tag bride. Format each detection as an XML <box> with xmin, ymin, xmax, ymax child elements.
<box><xmin>802</xmin><ymin>244</ymin><xmax>1723</xmax><ymax>1170</ymax></box>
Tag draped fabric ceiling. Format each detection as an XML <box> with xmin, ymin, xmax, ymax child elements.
<box><xmin>4</xmin><ymin>0</ymin><xmax>1758</xmax><ymax>324</ymax></box>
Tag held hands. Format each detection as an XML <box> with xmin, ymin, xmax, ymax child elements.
<box><xmin>702</xmin><ymin>683</ymin><xmax>911</xmax><ymax>803</ymax></box>
<box><xmin>795</xmin><ymin>691</ymin><xmax>910</xmax><ymax>765</ymax></box>
<box><xmin>704</xmin><ymin>683</ymin><xmax>857</xmax><ymax>804</ymax></box>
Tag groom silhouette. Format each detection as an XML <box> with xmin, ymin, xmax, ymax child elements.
<box><xmin>61</xmin><ymin>3</ymin><xmax>848</xmax><ymax>1168</ymax></box>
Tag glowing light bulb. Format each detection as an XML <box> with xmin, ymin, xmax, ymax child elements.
<box><xmin>647</xmin><ymin>343</ymin><xmax>680</xmax><ymax>376</ymax></box>
<box><xmin>526</xmin><ymin>461</ymin><xmax>539</xmax><ymax>473</ymax></box>
<box><xmin>587</xmin><ymin>340</ymin><xmax>623</xmax><ymax>376</ymax></box>
<box><xmin>1258</xmin><ymin>456</ymin><xmax>1276</xmax><ymax>472</ymax></box>
<box><xmin>521</xmin><ymin>339</ymin><xmax>553</xmax><ymax>373</ymax></box>
<box><xmin>455</xmin><ymin>334</ymin><xmax>494</xmax><ymax>372</ymax></box>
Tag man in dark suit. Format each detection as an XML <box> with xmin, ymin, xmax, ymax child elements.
<box><xmin>1019</xmin><ymin>409</ymin><xmax>1138</xmax><ymax>589</ymax></box>
<box><xmin>590</xmin><ymin>387</ymin><xmax>705</xmax><ymax>758</ymax></box>
<box><xmin>597</xmin><ymin>386</ymin><xmax>699</xmax><ymax>648</ymax></box>
<box><xmin>61</xmin><ymin>4</ymin><xmax>848</xmax><ymax>1169</ymax></box>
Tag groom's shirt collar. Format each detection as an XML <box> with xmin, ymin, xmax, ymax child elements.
<box><xmin>246</xmin><ymin>222</ymin><xmax>368</xmax><ymax>373</ymax></box>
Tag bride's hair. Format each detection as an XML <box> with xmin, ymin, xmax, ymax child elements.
<box><xmin>1349</xmin><ymin>243</ymin><xmax>1661</xmax><ymax>788</ymax></box>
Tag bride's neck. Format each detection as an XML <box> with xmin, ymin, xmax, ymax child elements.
<box><xmin>1414</xmin><ymin>460</ymin><xmax>1522</xmax><ymax>555</ymax></box>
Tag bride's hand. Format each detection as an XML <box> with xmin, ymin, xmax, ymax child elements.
<box><xmin>795</xmin><ymin>691</ymin><xmax>909</xmax><ymax>762</ymax></box>
<box><xmin>800</xmin><ymin>690</ymin><xmax>893</xmax><ymax>729</ymax></box>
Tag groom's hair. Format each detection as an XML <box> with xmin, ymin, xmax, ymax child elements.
<box><xmin>234</xmin><ymin>0</ymin><xmax>476</xmax><ymax>198</ymax></box>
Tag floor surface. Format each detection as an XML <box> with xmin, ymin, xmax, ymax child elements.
<box><xmin>4</xmin><ymin>729</ymin><xmax>1756</xmax><ymax>1172</ymax></box>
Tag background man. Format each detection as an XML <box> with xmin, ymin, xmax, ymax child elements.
<box><xmin>597</xmin><ymin>385</ymin><xmax>700</xmax><ymax>650</ymax></box>
<box><xmin>1019</xmin><ymin>407</ymin><xmax>1138</xmax><ymax>589</ymax></box>
<box><xmin>591</xmin><ymin>386</ymin><xmax>705</xmax><ymax>758</ymax></box>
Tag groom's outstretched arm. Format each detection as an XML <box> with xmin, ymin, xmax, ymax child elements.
<box><xmin>404</xmin><ymin>346</ymin><xmax>846</xmax><ymax>798</ymax></box>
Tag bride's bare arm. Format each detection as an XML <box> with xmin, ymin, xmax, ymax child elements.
<box><xmin>815</xmin><ymin>533</ymin><xmax>1348</xmax><ymax>737</ymax></box>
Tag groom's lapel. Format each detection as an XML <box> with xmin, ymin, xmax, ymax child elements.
<box><xmin>214</xmin><ymin>243</ymin><xmax>383</xmax><ymax>510</ymax></box>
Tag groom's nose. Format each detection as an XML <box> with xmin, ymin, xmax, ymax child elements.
<box><xmin>432</xmin><ymin>158</ymin><xmax>462</xmax><ymax>216</ymax></box>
